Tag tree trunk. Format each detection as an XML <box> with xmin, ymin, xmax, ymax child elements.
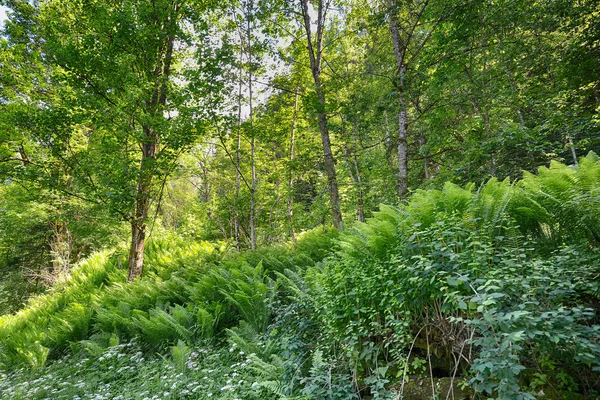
<box><xmin>384</xmin><ymin>113</ymin><xmax>392</xmax><ymax>160</ymax></box>
<box><xmin>287</xmin><ymin>90</ymin><xmax>299</xmax><ymax>243</ymax></box>
<box><xmin>250</xmin><ymin>134</ymin><xmax>256</xmax><ymax>249</ymax></box>
<box><xmin>397</xmin><ymin>65</ymin><xmax>409</xmax><ymax>199</ymax></box>
<box><xmin>268</xmin><ymin>177</ymin><xmax>281</xmax><ymax>244</ymax></box>
<box><xmin>567</xmin><ymin>131</ymin><xmax>578</xmax><ymax>166</ymax></box>
<box><xmin>300</xmin><ymin>0</ymin><xmax>342</xmax><ymax>229</ymax></box>
<box><xmin>127</xmin><ymin>34</ymin><xmax>174</xmax><ymax>281</ymax></box>
<box><xmin>234</xmin><ymin>44</ymin><xmax>243</xmax><ymax>248</ymax></box>
<box><xmin>127</xmin><ymin>137</ymin><xmax>156</xmax><ymax>281</ymax></box>
<box><xmin>479</xmin><ymin>17</ymin><xmax>496</xmax><ymax>176</ymax></box>
<box><xmin>386</xmin><ymin>0</ymin><xmax>409</xmax><ymax>200</ymax></box>
<box><xmin>128</xmin><ymin>219</ymin><xmax>146</xmax><ymax>281</ymax></box>
<box><xmin>247</xmin><ymin>7</ymin><xmax>257</xmax><ymax>249</ymax></box>
<box><xmin>316</xmin><ymin>94</ymin><xmax>343</xmax><ymax>229</ymax></box>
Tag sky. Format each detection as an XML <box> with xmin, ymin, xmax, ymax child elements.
<box><xmin>0</xmin><ymin>6</ymin><xmax>7</xmax><ymax>28</ymax></box>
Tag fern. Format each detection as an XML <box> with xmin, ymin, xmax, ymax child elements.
<box><xmin>227</xmin><ymin>320</ymin><xmax>276</xmax><ymax>359</ymax></box>
<box><xmin>516</xmin><ymin>151</ymin><xmax>600</xmax><ymax>244</ymax></box>
<box><xmin>131</xmin><ymin>307</ymin><xmax>192</xmax><ymax>346</ymax></box>
<box><xmin>170</xmin><ymin>339</ymin><xmax>191</xmax><ymax>372</ymax></box>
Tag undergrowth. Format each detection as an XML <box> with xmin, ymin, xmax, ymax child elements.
<box><xmin>0</xmin><ymin>228</ymin><xmax>339</xmax><ymax>370</ymax></box>
<box><xmin>0</xmin><ymin>339</ymin><xmax>272</xmax><ymax>399</ymax></box>
<box><xmin>1</xmin><ymin>153</ymin><xmax>599</xmax><ymax>399</ymax></box>
<box><xmin>312</xmin><ymin>152</ymin><xmax>600</xmax><ymax>399</ymax></box>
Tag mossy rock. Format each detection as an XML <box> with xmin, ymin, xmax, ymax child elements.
<box><xmin>389</xmin><ymin>377</ymin><xmax>474</xmax><ymax>399</ymax></box>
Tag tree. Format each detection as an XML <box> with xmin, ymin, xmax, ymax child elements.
<box><xmin>2</xmin><ymin>0</ymin><xmax>226</xmax><ymax>280</ymax></box>
<box><xmin>382</xmin><ymin>0</ymin><xmax>463</xmax><ymax>199</ymax></box>
<box><xmin>297</xmin><ymin>0</ymin><xmax>343</xmax><ymax>229</ymax></box>
<box><xmin>1</xmin><ymin>1</ymin><xmax>123</xmax><ymax>289</ymax></box>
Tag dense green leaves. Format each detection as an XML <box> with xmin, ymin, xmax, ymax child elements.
<box><xmin>312</xmin><ymin>154</ymin><xmax>600</xmax><ymax>397</ymax></box>
<box><xmin>1</xmin><ymin>0</ymin><xmax>600</xmax><ymax>398</ymax></box>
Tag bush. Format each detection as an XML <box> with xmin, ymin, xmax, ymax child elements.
<box><xmin>311</xmin><ymin>153</ymin><xmax>600</xmax><ymax>398</ymax></box>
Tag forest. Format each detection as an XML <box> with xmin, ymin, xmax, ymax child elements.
<box><xmin>0</xmin><ymin>0</ymin><xmax>599</xmax><ymax>398</ymax></box>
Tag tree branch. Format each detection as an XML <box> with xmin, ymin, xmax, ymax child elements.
<box><xmin>217</xmin><ymin>134</ymin><xmax>252</xmax><ymax>192</ymax></box>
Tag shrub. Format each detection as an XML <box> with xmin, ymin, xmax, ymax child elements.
<box><xmin>312</xmin><ymin>153</ymin><xmax>600</xmax><ymax>397</ymax></box>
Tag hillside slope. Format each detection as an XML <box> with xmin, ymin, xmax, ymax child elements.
<box><xmin>1</xmin><ymin>154</ymin><xmax>599</xmax><ymax>399</ymax></box>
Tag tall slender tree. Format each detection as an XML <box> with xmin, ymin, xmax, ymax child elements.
<box><xmin>383</xmin><ymin>0</ymin><xmax>462</xmax><ymax>199</ymax></box>
<box><xmin>298</xmin><ymin>0</ymin><xmax>342</xmax><ymax>229</ymax></box>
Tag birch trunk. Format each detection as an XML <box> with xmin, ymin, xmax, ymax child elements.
<box><xmin>247</xmin><ymin>6</ymin><xmax>257</xmax><ymax>249</ymax></box>
<box><xmin>397</xmin><ymin>65</ymin><xmax>408</xmax><ymax>199</ymax></box>
<box><xmin>386</xmin><ymin>0</ymin><xmax>409</xmax><ymax>199</ymax></box>
<box><xmin>234</xmin><ymin>45</ymin><xmax>243</xmax><ymax>248</ymax></box>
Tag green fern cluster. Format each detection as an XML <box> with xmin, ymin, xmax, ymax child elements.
<box><xmin>0</xmin><ymin>252</ymin><xmax>118</xmax><ymax>368</ymax></box>
<box><xmin>0</xmin><ymin>227</ymin><xmax>338</xmax><ymax>371</ymax></box>
<box><xmin>514</xmin><ymin>152</ymin><xmax>600</xmax><ymax>244</ymax></box>
<box><xmin>403</xmin><ymin>152</ymin><xmax>600</xmax><ymax>246</ymax></box>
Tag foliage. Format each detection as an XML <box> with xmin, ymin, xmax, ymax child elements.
<box><xmin>0</xmin><ymin>227</ymin><xmax>337</xmax><ymax>371</ymax></box>
<box><xmin>1</xmin><ymin>156</ymin><xmax>599</xmax><ymax>399</ymax></box>
<box><xmin>0</xmin><ymin>340</ymin><xmax>273</xmax><ymax>399</ymax></box>
<box><xmin>2</xmin><ymin>0</ymin><xmax>599</xmax><ymax>306</ymax></box>
<box><xmin>1</xmin><ymin>0</ymin><xmax>599</xmax><ymax>397</ymax></box>
<box><xmin>312</xmin><ymin>153</ymin><xmax>600</xmax><ymax>398</ymax></box>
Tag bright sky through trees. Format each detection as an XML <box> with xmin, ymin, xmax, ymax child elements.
<box><xmin>0</xmin><ymin>6</ymin><xmax>7</xmax><ymax>25</ymax></box>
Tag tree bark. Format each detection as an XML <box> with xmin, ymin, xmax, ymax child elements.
<box><xmin>234</xmin><ymin>45</ymin><xmax>243</xmax><ymax>249</ymax></box>
<box><xmin>300</xmin><ymin>0</ymin><xmax>342</xmax><ymax>229</ymax></box>
<box><xmin>127</xmin><ymin>134</ymin><xmax>156</xmax><ymax>281</ymax></box>
<box><xmin>397</xmin><ymin>64</ymin><xmax>409</xmax><ymax>199</ymax></box>
<box><xmin>567</xmin><ymin>131</ymin><xmax>578</xmax><ymax>166</ymax></box>
<box><xmin>250</xmin><ymin>135</ymin><xmax>256</xmax><ymax>248</ymax></box>
<box><xmin>128</xmin><ymin>218</ymin><xmax>146</xmax><ymax>281</ymax></box>
<box><xmin>247</xmin><ymin>4</ymin><xmax>257</xmax><ymax>249</ymax></box>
